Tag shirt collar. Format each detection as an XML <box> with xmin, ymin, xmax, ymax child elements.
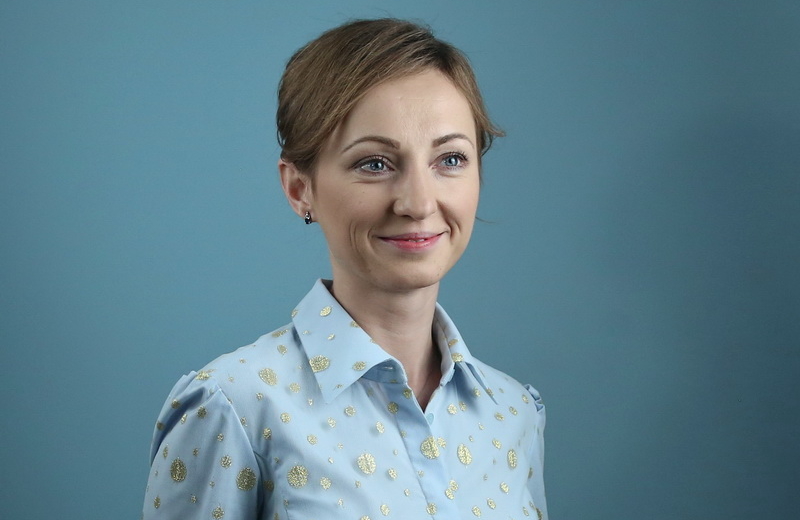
<box><xmin>292</xmin><ymin>279</ymin><xmax>496</xmax><ymax>404</ymax></box>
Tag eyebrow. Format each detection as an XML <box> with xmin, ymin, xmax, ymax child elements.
<box><xmin>340</xmin><ymin>133</ymin><xmax>475</xmax><ymax>154</ymax></box>
<box><xmin>340</xmin><ymin>136</ymin><xmax>399</xmax><ymax>154</ymax></box>
<box><xmin>432</xmin><ymin>133</ymin><xmax>475</xmax><ymax>149</ymax></box>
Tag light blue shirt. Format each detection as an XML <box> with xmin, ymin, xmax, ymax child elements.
<box><xmin>143</xmin><ymin>279</ymin><xmax>547</xmax><ymax>519</ymax></box>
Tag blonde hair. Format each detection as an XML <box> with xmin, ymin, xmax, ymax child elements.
<box><xmin>277</xmin><ymin>18</ymin><xmax>503</xmax><ymax>174</ymax></box>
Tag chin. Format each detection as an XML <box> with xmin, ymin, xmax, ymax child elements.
<box><xmin>373</xmin><ymin>265</ymin><xmax>450</xmax><ymax>293</ymax></box>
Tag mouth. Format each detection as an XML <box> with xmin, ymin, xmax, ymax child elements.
<box><xmin>378</xmin><ymin>232</ymin><xmax>444</xmax><ymax>251</ymax></box>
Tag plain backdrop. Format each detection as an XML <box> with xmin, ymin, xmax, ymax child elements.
<box><xmin>1</xmin><ymin>1</ymin><xmax>798</xmax><ymax>518</ymax></box>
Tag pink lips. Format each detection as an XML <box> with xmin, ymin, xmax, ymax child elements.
<box><xmin>379</xmin><ymin>232</ymin><xmax>443</xmax><ymax>251</ymax></box>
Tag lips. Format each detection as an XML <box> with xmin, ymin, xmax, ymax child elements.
<box><xmin>378</xmin><ymin>232</ymin><xmax>444</xmax><ymax>251</ymax></box>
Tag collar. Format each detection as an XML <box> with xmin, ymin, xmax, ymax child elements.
<box><xmin>292</xmin><ymin>279</ymin><xmax>497</xmax><ymax>404</ymax></box>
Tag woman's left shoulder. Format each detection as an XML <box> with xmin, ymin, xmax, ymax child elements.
<box><xmin>469</xmin><ymin>357</ymin><xmax>545</xmax><ymax>412</ymax></box>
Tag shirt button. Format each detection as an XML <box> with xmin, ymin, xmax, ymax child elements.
<box><xmin>426</xmin><ymin>413</ymin><xmax>435</xmax><ymax>425</ymax></box>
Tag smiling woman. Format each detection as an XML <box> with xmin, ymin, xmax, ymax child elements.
<box><xmin>142</xmin><ymin>18</ymin><xmax>548</xmax><ymax>520</ymax></box>
<box><xmin>281</xmin><ymin>70</ymin><xmax>480</xmax><ymax>302</ymax></box>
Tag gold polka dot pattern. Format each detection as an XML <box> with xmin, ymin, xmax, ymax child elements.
<box><xmin>236</xmin><ymin>468</ymin><xmax>257</xmax><ymax>490</ymax></box>
<box><xmin>259</xmin><ymin>368</ymin><xmax>278</xmax><ymax>386</ymax></box>
<box><xmin>170</xmin><ymin>458</ymin><xmax>187</xmax><ymax>482</ymax></box>
<box><xmin>507</xmin><ymin>449</ymin><xmax>518</xmax><ymax>469</ymax></box>
<box><xmin>287</xmin><ymin>465</ymin><xmax>309</xmax><ymax>488</ymax></box>
<box><xmin>356</xmin><ymin>452</ymin><xmax>376</xmax><ymax>474</ymax></box>
<box><xmin>420</xmin><ymin>436</ymin><xmax>440</xmax><ymax>459</ymax></box>
<box><xmin>457</xmin><ymin>444</ymin><xmax>473</xmax><ymax>465</ymax></box>
<box><xmin>309</xmin><ymin>355</ymin><xmax>330</xmax><ymax>372</ymax></box>
<box><xmin>142</xmin><ymin>281</ymin><xmax>548</xmax><ymax>520</ymax></box>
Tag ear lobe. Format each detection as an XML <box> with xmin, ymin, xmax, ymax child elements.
<box><xmin>279</xmin><ymin>159</ymin><xmax>313</xmax><ymax>218</ymax></box>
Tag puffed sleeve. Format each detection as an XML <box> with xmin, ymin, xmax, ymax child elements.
<box><xmin>524</xmin><ymin>383</ymin><xmax>548</xmax><ymax>520</ymax></box>
<box><xmin>142</xmin><ymin>372</ymin><xmax>262</xmax><ymax>519</ymax></box>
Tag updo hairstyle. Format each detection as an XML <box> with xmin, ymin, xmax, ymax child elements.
<box><xmin>276</xmin><ymin>18</ymin><xmax>503</xmax><ymax>174</ymax></box>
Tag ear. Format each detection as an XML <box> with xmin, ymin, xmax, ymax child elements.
<box><xmin>279</xmin><ymin>159</ymin><xmax>313</xmax><ymax>219</ymax></box>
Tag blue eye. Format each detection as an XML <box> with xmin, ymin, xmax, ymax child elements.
<box><xmin>441</xmin><ymin>153</ymin><xmax>467</xmax><ymax>169</ymax></box>
<box><xmin>356</xmin><ymin>156</ymin><xmax>389</xmax><ymax>174</ymax></box>
<box><xmin>443</xmin><ymin>155</ymin><xmax>461</xmax><ymax>167</ymax></box>
<box><xmin>365</xmin><ymin>159</ymin><xmax>385</xmax><ymax>171</ymax></box>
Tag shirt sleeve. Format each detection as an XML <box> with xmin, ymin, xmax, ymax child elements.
<box><xmin>142</xmin><ymin>373</ymin><xmax>262</xmax><ymax>519</ymax></box>
<box><xmin>524</xmin><ymin>383</ymin><xmax>548</xmax><ymax>520</ymax></box>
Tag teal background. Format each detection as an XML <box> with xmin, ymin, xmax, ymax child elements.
<box><xmin>1</xmin><ymin>0</ymin><xmax>798</xmax><ymax>518</ymax></box>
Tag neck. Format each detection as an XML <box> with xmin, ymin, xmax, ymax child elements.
<box><xmin>328</xmin><ymin>277</ymin><xmax>443</xmax><ymax>409</ymax></box>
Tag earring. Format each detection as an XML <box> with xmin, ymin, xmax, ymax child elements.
<box><xmin>304</xmin><ymin>211</ymin><xmax>312</xmax><ymax>225</ymax></box>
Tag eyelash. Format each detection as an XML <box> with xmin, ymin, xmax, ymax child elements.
<box><xmin>440</xmin><ymin>151</ymin><xmax>468</xmax><ymax>170</ymax></box>
<box><xmin>354</xmin><ymin>155</ymin><xmax>391</xmax><ymax>174</ymax></box>
<box><xmin>352</xmin><ymin>152</ymin><xmax>469</xmax><ymax>175</ymax></box>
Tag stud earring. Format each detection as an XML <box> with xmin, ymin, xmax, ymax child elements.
<box><xmin>304</xmin><ymin>211</ymin><xmax>312</xmax><ymax>225</ymax></box>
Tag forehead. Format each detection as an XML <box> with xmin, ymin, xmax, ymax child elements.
<box><xmin>328</xmin><ymin>70</ymin><xmax>477</xmax><ymax>149</ymax></box>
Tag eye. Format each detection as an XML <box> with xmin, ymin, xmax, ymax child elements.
<box><xmin>355</xmin><ymin>156</ymin><xmax>390</xmax><ymax>174</ymax></box>
<box><xmin>439</xmin><ymin>152</ymin><xmax>468</xmax><ymax>170</ymax></box>
<box><xmin>443</xmin><ymin>155</ymin><xmax>461</xmax><ymax>167</ymax></box>
<box><xmin>365</xmin><ymin>159</ymin><xmax>386</xmax><ymax>171</ymax></box>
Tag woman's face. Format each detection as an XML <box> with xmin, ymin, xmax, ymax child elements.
<box><xmin>292</xmin><ymin>69</ymin><xmax>480</xmax><ymax>294</ymax></box>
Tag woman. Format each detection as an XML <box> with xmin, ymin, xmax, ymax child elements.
<box><xmin>143</xmin><ymin>18</ymin><xmax>547</xmax><ymax>520</ymax></box>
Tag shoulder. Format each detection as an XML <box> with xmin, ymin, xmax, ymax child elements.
<box><xmin>148</xmin><ymin>323</ymin><xmax>306</xmax><ymax>452</ymax></box>
<box><xmin>469</xmin><ymin>356</ymin><xmax>545</xmax><ymax>413</ymax></box>
<box><xmin>190</xmin><ymin>322</ymin><xmax>307</xmax><ymax>401</ymax></box>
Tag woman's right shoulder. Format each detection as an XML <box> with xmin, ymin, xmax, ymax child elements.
<box><xmin>157</xmin><ymin>323</ymin><xmax>305</xmax><ymax>415</ymax></box>
<box><xmin>148</xmin><ymin>323</ymin><xmax>305</xmax><ymax>455</ymax></box>
<box><xmin>197</xmin><ymin>322</ymin><xmax>303</xmax><ymax>377</ymax></box>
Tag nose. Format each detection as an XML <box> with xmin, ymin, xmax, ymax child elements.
<box><xmin>392</xmin><ymin>163</ymin><xmax>437</xmax><ymax>220</ymax></box>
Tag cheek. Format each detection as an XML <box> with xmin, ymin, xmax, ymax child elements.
<box><xmin>457</xmin><ymin>183</ymin><xmax>480</xmax><ymax>220</ymax></box>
